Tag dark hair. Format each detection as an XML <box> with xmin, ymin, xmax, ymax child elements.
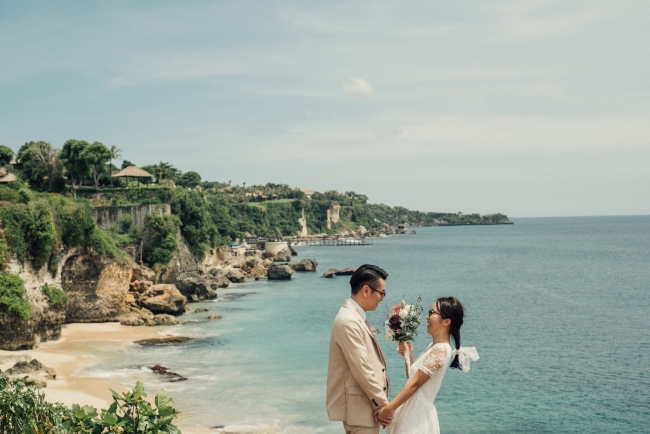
<box><xmin>436</xmin><ymin>296</ymin><xmax>465</xmax><ymax>370</ymax></box>
<box><xmin>349</xmin><ymin>264</ymin><xmax>388</xmax><ymax>295</ymax></box>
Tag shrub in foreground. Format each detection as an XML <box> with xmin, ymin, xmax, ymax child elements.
<box><xmin>0</xmin><ymin>377</ymin><xmax>180</xmax><ymax>433</ymax></box>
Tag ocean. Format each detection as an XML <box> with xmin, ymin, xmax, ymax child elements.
<box><xmin>78</xmin><ymin>216</ymin><xmax>650</xmax><ymax>433</ymax></box>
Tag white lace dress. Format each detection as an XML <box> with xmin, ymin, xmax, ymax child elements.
<box><xmin>388</xmin><ymin>342</ymin><xmax>452</xmax><ymax>434</ymax></box>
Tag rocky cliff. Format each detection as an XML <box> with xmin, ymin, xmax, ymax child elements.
<box><xmin>0</xmin><ymin>249</ymin><xmax>136</xmax><ymax>350</ymax></box>
<box><xmin>60</xmin><ymin>253</ymin><xmax>135</xmax><ymax>322</ymax></box>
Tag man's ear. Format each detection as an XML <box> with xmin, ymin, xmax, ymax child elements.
<box><xmin>361</xmin><ymin>285</ymin><xmax>369</xmax><ymax>298</ymax></box>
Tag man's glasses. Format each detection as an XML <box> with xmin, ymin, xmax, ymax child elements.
<box><xmin>367</xmin><ymin>285</ymin><xmax>386</xmax><ymax>299</ymax></box>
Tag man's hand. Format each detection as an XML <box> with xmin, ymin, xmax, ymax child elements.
<box><xmin>373</xmin><ymin>406</ymin><xmax>394</xmax><ymax>427</ymax></box>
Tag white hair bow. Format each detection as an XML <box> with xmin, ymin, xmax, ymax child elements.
<box><xmin>453</xmin><ymin>347</ymin><xmax>479</xmax><ymax>373</ymax></box>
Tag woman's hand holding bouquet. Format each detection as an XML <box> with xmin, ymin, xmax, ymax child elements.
<box><xmin>384</xmin><ymin>297</ymin><xmax>423</xmax><ymax>377</ymax></box>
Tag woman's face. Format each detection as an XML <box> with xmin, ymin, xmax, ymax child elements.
<box><xmin>426</xmin><ymin>302</ymin><xmax>448</xmax><ymax>335</ymax></box>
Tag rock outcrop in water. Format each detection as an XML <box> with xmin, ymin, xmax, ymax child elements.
<box><xmin>135</xmin><ymin>336</ymin><xmax>193</xmax><ymax>346</ymax></box>
<box><xmin>267</xmin><ymin>264</ymin><xmax>293</xmax><ymax>280</ymax></box>
<box><xmin>272</xmin><ymin>246</ymin><xmax>292</xmax><ymax>263</ymax></box>
<box><xmin>290</xmin><ymin>258</ymin><xmax>318</xmax><ymax>272</ymax></box>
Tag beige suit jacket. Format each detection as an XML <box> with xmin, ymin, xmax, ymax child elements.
<box><xmin>326</xmin><ymin>300</ymin><xmax>389</xmax><ymax>427</ymax></box>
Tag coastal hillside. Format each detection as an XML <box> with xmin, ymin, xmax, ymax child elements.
<box><xmin>0</xmin><ymin>140</ymin><xmax>511</xmax><ymax>351</ymax></box>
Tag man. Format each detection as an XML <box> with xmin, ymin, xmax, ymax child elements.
<box><xmin>327</xmin><ymin>264</ymin><xmax>391</xmax><ymax>434</ymax></box>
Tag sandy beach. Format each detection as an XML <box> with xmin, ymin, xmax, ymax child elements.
<box><xmin>0</xmin><ymin>322</ymin><xmax>211</xmax><ymax>434</ymax></box>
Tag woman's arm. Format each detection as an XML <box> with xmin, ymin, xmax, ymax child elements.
<box><xmin>376</xmin><ymin>369</ymin><xmax>430</xmax><ymax>420</ymax></box>
<box><xmin>397</xmin><ymin>342</ymin><xmax>414</xmax><ymax>376</ymax></box>
<box><xmin>375</xmin><ymin>345</ymin><xmax>449</xmax><ymax>423</ymax></box>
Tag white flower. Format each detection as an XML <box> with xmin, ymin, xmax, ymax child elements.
<box><xmin>399</xmin><ymin>310</ymin><xmax>408</xmax><ymax>319</ymax></box>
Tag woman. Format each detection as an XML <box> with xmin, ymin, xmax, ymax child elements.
<box><xmin>374</xmin><ymin>296</ymin><xmax>478</xmax><ymax>434</ymax></box>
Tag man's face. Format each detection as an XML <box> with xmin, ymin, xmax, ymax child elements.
<box><xmin>365</xmin><ymin>278</ymin><xmax>386</xmax><ymax>311</ymax></box>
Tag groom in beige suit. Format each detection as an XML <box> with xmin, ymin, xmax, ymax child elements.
<box><xmin>327</xmin><ymin>264</ymin><xmax>391</xmax><ymax>434</ymax></box>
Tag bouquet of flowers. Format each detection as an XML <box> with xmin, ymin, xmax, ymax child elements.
<box><xmin>384</xmin><ymin>296</ymin><xmax>423</xmax><ymax>375</ymax></box>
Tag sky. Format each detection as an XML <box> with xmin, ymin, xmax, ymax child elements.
<box><xmin>1</xmin><ymin>0</ymin><xmax>649</xmax><ymax>217</ymax></box>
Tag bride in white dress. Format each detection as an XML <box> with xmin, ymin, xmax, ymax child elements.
<box><xmin>374</xmin><ymin>297</ymin><xmax>479</xmax><ymax>434</ymax></box>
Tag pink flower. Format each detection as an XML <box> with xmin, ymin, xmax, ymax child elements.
<box><xmin>392</xmin><ymin>305</ymin><xmax>401</xmax><ymax>312</ymax></box>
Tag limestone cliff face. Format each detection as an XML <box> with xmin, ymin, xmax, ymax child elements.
<box><xmin>152</xmin><ymin>233</ymin><xmax>200</xmax><ymax>285</ymax></box>
<box><xmin>0</xmin><ymin>249</ymin><xmax>136</xmax><ymax>350</ymax></box>
<box><xmin>298</xmin><ymin>208</ymin><xmax>308</xmax><ymax>237</ymax></box>
<box><xmin>93</xmin><ymin>204</ymin><xmax>171</xmax><ymax>230</ymax></box>
<box><xmin>327</xmin><ymin>204</ymin><xmax>341</xmax><ymax>230</ymax></box>
<box><xmin>61</xmin><ymin>253</ymin><xmax>135</xmax><ymax>322</ymax></box>
<box><xmin>0</xmin><ymin>305</ymin><xmax>65</xmax><ymax>351</ymax></box>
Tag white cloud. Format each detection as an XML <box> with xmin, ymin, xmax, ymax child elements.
<box><xmin>342</xmin><ymin>78</ymin><xmax>374</xmax><ymax>98</ymax></box>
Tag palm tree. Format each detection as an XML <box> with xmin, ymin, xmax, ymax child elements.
<box><xmin>109</xmin><ymin>145</ymin><xmax>122</xmax><ymax>186</ymax></box>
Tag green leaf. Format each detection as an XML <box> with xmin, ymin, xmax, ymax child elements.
<box><xmin>72</xmin><ymin>404</ymin><xmax>86</xmax><ymax>419</ymax></box>
<box><xmin>103</xmin><ymin>412</ymin><xmax>118</xmax><ymax>425</ymax></box>
<box><xmin>133</xmin><ymin>381</ymin><xmax>146</xmax><ymax>399</ymax></box>
<box><xmin>161</xmin><ymin>424</ymin><xmax>182</xmax><ymax>434</ymax></box>
<box><xmin>82</xmin><ymin>405</ymin><xmax>98</xmax><ymax>418</ymax></box>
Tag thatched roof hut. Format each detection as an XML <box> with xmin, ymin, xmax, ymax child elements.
<box><xmin>0</xmin><ymin>173</ymin><xmax>18</xmax><ymax>183</ymax></box>
<box><xmin>111</xmin><ymin>166</ymin><xmax>154</xmax><ymax>187</ymax></box>
<box><xmin>111</xmin><ymin>166</ymin><xmax>154</xmax><ymax>178</ymax></box>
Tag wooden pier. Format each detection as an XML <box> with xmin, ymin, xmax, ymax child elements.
<box><xmin>246</xmin><ymin>237</ymin><xmax>372</xmax><ymax>247</ymax></box>
<box><xmin>291</xmin><ymin>237</ymin><xmax>372</xmax><ymax>246</ymax></box>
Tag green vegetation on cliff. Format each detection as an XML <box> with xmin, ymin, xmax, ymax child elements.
<box><xmin>0</xmin><ymin>272</ymin><xmax>30</xmax><ymax>320</ymax></box>
<box><xmin>0</xmin><ymin>183</ymin><xmax>128</xmax><ymax>266</ymax></box>
<box><xmin>0</xmin><ymin>183</ymin><xmax>130</xmax><ymax>321</ymax></box>
<box><xmin>144</xmin><ymin>213</ymin><xmax>179</xmax><ymax>265</ymax></box>
<box><xmin>41</xmin><ymin>284</ymin><xmax>69</xmax><ymax>308</ymax></box>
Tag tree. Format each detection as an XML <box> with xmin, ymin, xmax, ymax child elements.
<box><xmin>60</xmin><ymin>139</ymin><xmax>90</xmax><ymax>187</ymax></box>
<box><xmin>109</xmin><ymin>145</ymin><xmax>122</xmax><ymax>186</ymax></box>
<box><xmin>0</xmin><ymin>145</ymin><xmax>14</xmax><ymax>167</ymax></box>
<box><xmin>79</xmin><ymin>142</ymin><xmax>111</xmax><ymax>188</ymax></box>
<box><xmin>16</xmin><ymin>141</ymin><xmax>64</xmax><ymax>190</ymax></box>
<box><xmin>142</xmin><ymin>162</ymin><xmax>179</xmax><ymax>184</ymax></box>
<box><xmin>177</xmin><ymin>171</ymin><xmax>201</xmax><ymax>188</ymax></box>
<box><xmin>121</xmin><ymin>159</ymin><xmax>134</xmax><ymax>169</ymax></box>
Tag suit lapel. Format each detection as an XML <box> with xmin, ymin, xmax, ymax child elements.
<box><xmin>343</xmin><ymin>300</ymin><xmax>387</xmax><ymax>366</ymax></box>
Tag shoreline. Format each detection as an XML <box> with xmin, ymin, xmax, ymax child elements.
<box><xmin>0</xmin><ymin>322</ymin><xmax>211</xmax><ymax>434</ymax></box>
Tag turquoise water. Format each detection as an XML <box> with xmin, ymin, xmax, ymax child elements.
<box><xmin>80</xmin><ymin>216</ymin><xmax>650</xmax><ymax>433</ymax></box>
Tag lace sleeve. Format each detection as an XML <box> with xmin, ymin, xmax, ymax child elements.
<box><xmin>419</xmin><ymin>344</ymin><xmax>449</xmax><ymax>378</ymax></box>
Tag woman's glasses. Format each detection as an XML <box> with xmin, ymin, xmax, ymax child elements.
<box><xmin>428</xmin><ymin>309</ymin><xmax>443</xmax><ymax>317</ymax></box>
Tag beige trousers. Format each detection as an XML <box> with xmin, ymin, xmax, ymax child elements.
<box><xmin>343</xmin><ymin>421</ymin><xmax>381</xmax><ymax>434</ymax></box>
